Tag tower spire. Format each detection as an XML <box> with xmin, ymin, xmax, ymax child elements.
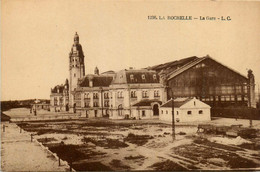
<box><xmin>74</xmin><ymin>32</ymin><xmax>79</xmax><ymax>44</ymax></box>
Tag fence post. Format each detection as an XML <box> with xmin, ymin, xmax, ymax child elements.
<box><xmin>58</xmin><ymin>157</ymin><xmax>61</xmax><ymax>166</ymax></box>
<box><xmin>31</xmin><ymin>134</ymin><xmax>33</xmax><ymax>142</ymax></box>
<box><xmin>3</xmin><ymin>125</ymin><xmax>5</xmax><ymax>132</ymax></box>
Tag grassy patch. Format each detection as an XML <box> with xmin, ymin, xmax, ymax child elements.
<box><xmin>48</xmin><ymin>144</ymin><xmax>86</xmax><ymax>162</ymax></box>
<box><xmin>193</xmin><ymin>137</ymin><xmax>244</xmax><ymax>152</ymax></box>
<box><xmin>109</xmin><ymin>159</ymin><xmax>131</xmax><ymax>170</ymax></box>
<box><xmin>37</xmin><ymin>137</ymin><xmax>57</xmax><ymax>143</ymax></box>
<box><xmin>238</xmin><ymin>142</ymin><xmax>260</xmax><ymax>151</ymax></box>
<box><xmin>72</xmin><ymin>161</ymin><xmax>112</xmax><ymax>171</ymax></box>
<box><xmin>150</xmin><ymin>160</ymin><xmax>188</xmax><ymax>171</ymax></box>
<box><xmin>173</xmin><ymin>141</ymin><xmax>259</xmax><ymax>169</ymax></box>
<box><xmin>82</xmin><ymin>137</ymin><xmax>128</xmax><ymax>149</ymax></box>
<box><xmin>124</xmin><ymin>133</ymin><xmax>154</xmax><ymax>146</ymax></box>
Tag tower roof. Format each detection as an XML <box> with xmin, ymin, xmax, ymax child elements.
<box><xmin>74</xmin><ymin>32</ymin><xmax>79</xmax><ymax>45</ymax></box>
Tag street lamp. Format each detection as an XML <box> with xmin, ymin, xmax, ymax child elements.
<box><xmin>167</xmin><ymin>86</ymin><xmax>175</xmax><ymax>140</ymax></box>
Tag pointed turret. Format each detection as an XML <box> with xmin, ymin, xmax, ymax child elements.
<box><xmin>94</xmin><ymin>66</ymin><xmax>99</xmax><ymax>75</ymax></box>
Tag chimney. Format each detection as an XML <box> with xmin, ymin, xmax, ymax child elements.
<box><xmin>94</xmin><ymin>67</ymin><xmax>99</xmax><ymax>75</ymax></box>
<box><xmin>89</xmin><ymin>75</ymin><xmax>94</xmax><ymax>88</ymax></box>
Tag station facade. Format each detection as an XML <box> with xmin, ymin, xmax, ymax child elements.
<box><xmin>50</xmin><ymin>33</ymin><xmax>256</xmax><ymax>118</ymax></box>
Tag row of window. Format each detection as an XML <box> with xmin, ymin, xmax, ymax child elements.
<box><xmin>129</xmin><ymin>74</ymin><xmax>157</xmax><ymax>81</ymax></box>
<box><xmin>84</xmin><ymin>100</ymin><xmax>110</xmax><ymax>108</ymax></box>
<box><xmin>81</xmin><ymin>90</ymin><xmax>160</xmax><ymax>100</ymax></box>
<box><xmin>200</xmin><ymin>95</ymin><xmax>248</xmax><ymax>102</ymax></box>
<box><xmin>54</xmin><ymin>97</ymin><xmax>64</xmax><ymax>106</ymax></box>
<box><xmin>130</xmin><ymin>90</ymin><xmax>160</xmax><ymax>98</ymax></box>
<box><xmin>161</xmin><ymin>110</ymin><xmax>203</xmax><ymax>115</ymax></box>
<box><xmin>84</xmin><ymin>92</ymin><xmax>110</xmax><ymax>99</ymax></box>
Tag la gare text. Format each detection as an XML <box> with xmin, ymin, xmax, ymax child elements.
<box><xmin>148</xmin><ymin>16</ymin><xmax>231</xmax><ymax>21</ymax></box>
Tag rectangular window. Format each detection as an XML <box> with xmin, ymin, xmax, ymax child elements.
<box><xmin>166</xmin><ymin>110</ymin><xmax>168</xmax><ymax>114</ymax></box>
<box><xmin>154</xmin><ymin>90</ymin><xmax>160</xmax><ymax>97</ymax></box>
<box><xmin>176</xmin><ymin>111</ymin><xmax>179</xmax><ymax>115</ymax></box>
<box><xmin>243</xmin><ymin>86</ymin><xmax>248</xmax><ymax>93</ymax></box>
<box><xmin>161</xmin><ymin>110</ymin><xmax>163</xmax><ymax>114</ymax></box>
<box><xmin>131</xmin><ymin>91</ymin><xmax>137</xmax><ymax>98</ymax></box>
<box><xmin>142</xmin><ymin>91</ymin><xmax>148</xmax><ymax>98</ymax></box>
<box><xmin>94</xmin><ymin>102</ymin><xmax>99</xmax><ymax>107</ymax></box>
<box><xmin>236</xmin><ymin>86</ymin><xmax>242</xmax><ymax>94</ymax></box>
<box><xmin>187</xmin><ymin>111</ymin><xmax>192</xmax><ymax>115</ymax></box>
<box><xmin>142</xmin><ymin>110</ymin><xmax>146</xmax><ymax>117</ymax></box>
<box><xmin>118</xmin><ymin>91</ymin><xmax>123</xmax><ymax>98</ymax></box>
<box><xmin>199</xmin><ymin>110</ymin><xmax>203</xmax><ymax>114</ymax></box>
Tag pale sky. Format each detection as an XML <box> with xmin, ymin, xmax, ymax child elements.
<box><xmin>1</xmin><ymin>0</ymin><xmax>260</xmax><ymax>101</ymax></box>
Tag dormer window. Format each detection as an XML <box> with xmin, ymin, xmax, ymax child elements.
<box><xmin>130</xmin><ymin>74</ymin><xmax>134</xmax><ymax>81</ymax></box>
<box><xmin>153</xmin><ymin>74</ymin><xmax>157</xmax><ymax>80</ymax></box>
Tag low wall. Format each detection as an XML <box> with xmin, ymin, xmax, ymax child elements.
<box><xmin>10</xmin><ymin>115</ymin><xmax>80</xmax><ymax>122</ymax></box>
<box><xmin>211</xmin><ymin>108</ymin><xmax>260</xmax><ymax>120</ymax></box>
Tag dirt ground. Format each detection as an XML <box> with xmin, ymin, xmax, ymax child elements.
<box><xmin>17</xmin><ymin>118</ymin><xmax>260</xmax><ymax>171</ymax></box>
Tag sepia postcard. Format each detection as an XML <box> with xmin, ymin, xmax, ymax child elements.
<box><xmin>1</xmin><ymin>0</ymin><xmax>260</xmax><ymax>171</ymax></box>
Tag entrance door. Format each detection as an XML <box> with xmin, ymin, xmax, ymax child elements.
<box><xmin>66</xmin><ymin>104</ymin><xmax>69</xmax><ymax>111</ymax></box>
<box><xmin>118</xmin><ymin>105</ymin><xmax>123</xmax><ymax>116</ymax></box>
<box><xmin>153</xmin><ymin>104</ymin><xmax>159</xmax><ymax>116</ymax></box>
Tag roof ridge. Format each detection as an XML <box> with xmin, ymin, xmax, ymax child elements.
<box><xmin>208</xmin><ymin>56</ymin><xmax>247</xmax><ymax>79</ymax></box>
<box><xmin>167</xmin><ymin>57</ymin><xmax>206</xmax><ymax>80</ymax></box>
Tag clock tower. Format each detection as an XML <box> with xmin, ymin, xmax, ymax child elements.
<box><xmin>69</xmin><ymin>32</ymin><xmax>85</xmax><ymax>111</ymax></box>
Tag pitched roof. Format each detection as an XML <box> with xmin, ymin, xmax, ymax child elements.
<box><xmin>78</xmin><ymin>75</ymin><xmax>113</xmax><ymax>87</ymax></box>
<box><xmin>111</xmin><ymin>69</ymin><xmax>160</xmax><ymax>85</ymax></box>
<box><xmin>101</xmin><ymin>70</ymin><xmax>115</xmax><ymax>75</ymax></box>
<box><xmin>132</xmin><ymin>99</ymin><xmax>162</xmax><ymax>106</ymax></box>
<box><xmin>161</xmin><ymin>98</ymin><xmax>193</xmax><ymax>108</ymax></box>
<box><xmin>167</xmin><ymin>55</ymin><xmax>247</xmax><ymax>81</ymax></box>
<box><xmin>149</xmin><ymin>56</ymin><xmax>198</xmax><ymax>73</ymax></box>
<box><xmin>51</xmin><ymin>85</ymin><xmax>65</xmax><ymax>93</ymax></box>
